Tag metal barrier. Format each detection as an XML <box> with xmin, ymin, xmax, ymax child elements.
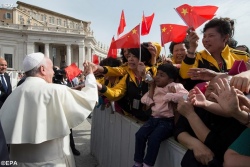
<box><xmin>91</xmin><ymin>107</ymin><xmax>187</xmax><ymax>167</ymax></box>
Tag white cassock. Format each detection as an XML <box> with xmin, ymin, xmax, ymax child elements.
<box><xmin>0</xmin><ymin>74</ymin><xmax>98</xmax><ymax>167</ymax></box>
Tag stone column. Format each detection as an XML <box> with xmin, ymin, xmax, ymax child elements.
<box><xmin>66</xmin><ymin>44</ymin><xmax>71</xmax><ymax>66</ymax></box>
<box><xmin>45</xmin><ymin>43</ymin><xmax>50</xmax><ymax>57</ymax></box>
<box><xmin>26</xmin><ymin>42</ymin><xmax>34</xmax><ymax>55</ymax></box>
<box><xmin>87</xmin><ymin>47</ymin><xmax>92</xmax><ymax>62</ymax></box>
<box><xmin>78</xmin><ymin>44</ymin><xmax>85</xmax><ymax>69</ymax></box>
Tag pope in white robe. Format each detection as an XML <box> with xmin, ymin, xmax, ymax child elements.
<box><xmin>0</xmin><ymin>53</ymin><xmax>98</xmax><ymax>167</ymax></box>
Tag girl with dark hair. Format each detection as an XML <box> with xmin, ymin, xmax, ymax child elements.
<box><xmin>133</xmin><ymin>64</ymin><xmax>188</xmax><ymax>167</ymax></box>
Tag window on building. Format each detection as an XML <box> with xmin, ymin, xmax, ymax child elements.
<box><xmin>33</xmin><ymin>13</ymin><xmax>36</xmax><ymax>20</ymax></box>
<box><xmin>5</xmin><ymin>13</ymin><xmax>12</xmax><ymax>19</ymax></box>
<box><xmin>57</xmin><ymin>19</ymin><xmax>61</xmax><ymax>25</ymax></box>
<box><xmin>27</xmin><ymin>19</ymin><xmax>30</xmax><ymax>25</ymax></box>
<box><xmin>40</xmin><ymin>14</ymin><xmax>44</xmax><ymax>21</ymax></box>
<box><xmin>38</xmin><ymin>45</ymin><xmax>44</xmax><ymax>53</ymax></box>
<box><xmin>4</xmin><ymin>54</ymin><xmax>13</xmax><ymax>68</ymax></box>
<box><xmin>35</xmin><ymin>13</ymin><xmax>39</xmax><ymax>20</ymax></box>
<box><xmin>49</xmin><ymin>17</ymin><xmax>55</xmax><ymax>24</ymax></box>
<box><xmin>19</xmin><ymin>15</ymin><xmax>24</xmax><ymax>24</ymax></box>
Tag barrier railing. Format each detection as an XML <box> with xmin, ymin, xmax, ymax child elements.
<box><xmin>90</xmin><ymin>107</ymin><xmax>187</xmax><ymax>167</ymax></box>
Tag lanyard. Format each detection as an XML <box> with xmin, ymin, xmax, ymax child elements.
<box><xmin>218</xmin><ymin>61</ymin><xmax>226</xmax><ymax>72</ymax></box>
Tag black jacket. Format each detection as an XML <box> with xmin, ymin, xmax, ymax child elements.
<box><xmin>0</xmin><ymin>73</ymin><xmax>12</xmax><ymax>108</ymax></box>
<box><xmin>174</xmin><ymin>106</ymin><xmax>246</xmax><ymax>165</ymax></box>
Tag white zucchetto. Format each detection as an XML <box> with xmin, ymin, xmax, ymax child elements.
<box><xmin>23</xmin><ymin>52</ymin><xmax>45</xmax><ymax>72</ymax></box>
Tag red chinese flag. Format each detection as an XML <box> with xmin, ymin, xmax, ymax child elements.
<box><xmin>141</xmin><ymin>13</ymin><xmax>154</xmax><ymax>36</ymax></box>
<box><xmin>117</xmin><ymin>10</ymin><xmax>126</xmax><ymax>36</ymax></box>
<box><xmin>175</xmin><ymin>4</ymin><xmax>218</xmax><ymax>29</ymax></box>
<box><xmin>160</xmin><ymin>24</ymin><xmax>188</xmax><ymax>46</ymax></box>
<box><xmin>64</xmin><ymin>63</ymin><xmax>82</xmax><ymax>81</ymax></box>
<box><xmin>111</xmin><ymin>24</ymin><xmax>140</xmax><ymax>49</ymax></box>
<box><xmin>93</xmin><ymin>54</ymin><xmax>99</xmax><ymax>65</ymax></box>
<box><xmin>107</xmin><ymin>36</ymin><xmax>117</xmax><ymax>58</ymax></box>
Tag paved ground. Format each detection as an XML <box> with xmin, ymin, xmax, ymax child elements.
<box><xmin>72</xmin><ymin>118</ymin><xmax>99</xmax><ymax>167</ymax></box>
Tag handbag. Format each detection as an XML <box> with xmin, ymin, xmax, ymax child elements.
<box><xmin>228</xmin><ymin>60</ymin><xmax>247</xmax><ymax>75</ymax></box>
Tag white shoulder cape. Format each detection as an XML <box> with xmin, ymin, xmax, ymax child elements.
<box><xmin>0</xmin><ymin>74</ymin><xmax>98</xmax><ymax>144</ymax></box>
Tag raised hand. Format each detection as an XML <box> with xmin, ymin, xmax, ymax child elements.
<box><xmin>83</xmin><ymin>61</ymin><xmax>93</xmax><ymax>76</ymax></box>
<box><xmin>193</xmin><ymin>142</ymin><xmax>214</xmax><ymax>165</ymax></box>
<box><xmin>177</xmin><ymin>98</ymin><xmax>195</xmax><ymax>118</ymax></box>
<box><xmin>188</xmin><ymin>68</ymin><xmax>218</xmax><ymax>81</ymax></box>
<box><xmin>189</xmin><ymin>87</ymin><xmax>207</xmax><ymax>107</ymax></box>
<box><xmin>186</xmin><ymin>29</ymin><xmax>199</xmax><ymax>58</ymax></box>
<box><xmin>147</xmin><ymin>42</ymin><xmax>157</xmax><ymax>58</ymax></box>
<box><xmin>137</xmin><ymin>62</ymin><xmax>146</xmax><ymax>78</ymax></box>
<box><xmin>168</xmin><ymin>86</ymin><xmax>176</xmax><ymax>93</ymax></box>
<box><xmin>230</xmin><ymin>70</ymin><xmax>250</xmax><ymax>93</ymax></box>
<box><xmin>210</xmin><ymin>78</ymin><xmax>241</xmax><ymax>117</ymax></box>
<box><xmin>236</xmin><ymin>91</ymin><xmax>250</xmax><ymax>113</ymax></box>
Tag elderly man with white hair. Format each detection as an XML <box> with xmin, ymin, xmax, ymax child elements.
<box><xmin>0</xmin><ymin>52</ymin><xmax>98</xmax><ymax>167</ymax></box>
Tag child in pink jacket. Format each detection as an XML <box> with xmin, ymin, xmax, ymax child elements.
<box><xmin>133</xmin><ymin>64</ymin><xmax>188</xmax><ymax>167</ymax></box>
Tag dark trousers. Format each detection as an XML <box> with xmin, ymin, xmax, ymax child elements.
<box><xmin>70</xmin><ymin>129</ymin><xmax>76</xmax><ymax>149</ymax></box>
<box><xmin>134</xmin><ymin>117</ymin><xmax>174</xmax><ymax>166</ymax></box>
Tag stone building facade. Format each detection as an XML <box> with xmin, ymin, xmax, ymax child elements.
<box><xmin>0</xmin><ymin>1</ymin><xmax>109</xmax><ymax>71</ymax></box>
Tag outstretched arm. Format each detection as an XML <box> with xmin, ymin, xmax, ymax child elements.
<box><xmin>177</xmin><ymin>132</ymin><xmax>214</xmax><ymax>165</ymax></box>
<box><xmin>189</xmin><ymin>86</ymin><xmax>229</xmax><ymax>117</ymax></box>
<box><xmin>177</xmin><ymin>99</ymin><xmax>210</xmax><ymax>143</ymax></box>
<box><xmin>230</xmin><ymin>70</ymin><xmax>250</xmax><ymax>93</ymax></box>
<box><xmin>187</xmin><ymin>68</ymin><xmax>221</xmax><ymax>81</ymax></box>
<box><xmin>211</xmin><ymin>78</ymin><xmax>250</xmax><ymax>127</ymax></box>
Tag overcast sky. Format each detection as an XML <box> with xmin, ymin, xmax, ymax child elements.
<box><xmin>1</xmin><ymin>0</ymin><xmax>250</xmax><ymax>55</ymax></box>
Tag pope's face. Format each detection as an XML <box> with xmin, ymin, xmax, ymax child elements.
<box><xmin>44</xmin><ymin>58</ymin><xmax>54</xmax><ymax>83</ymax></box>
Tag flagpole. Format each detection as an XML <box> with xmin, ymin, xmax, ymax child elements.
<box><xmin>139</xmin><ymin>23</ymin><xmax>141</xmax><ymax>62</ymax></box>
<box><xmin>163</xmin><ymin>45</ymin><xmax>167</xmax><ymax>57</ymax></box>
<box><xmin>140</xmin><ymin>12</ymin><xmax>143</xmax><ymax>62</ymax></box>
<box><xmin>160</xmin><ymin>24</ymin><xmax>167</xmax><ymax>58</ymax></box>
<box><xmin>160</xmin><ymin>25</ymin><xmax>165</xmax><ymax>56</ymax></box>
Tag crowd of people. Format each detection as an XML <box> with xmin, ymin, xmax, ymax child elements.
<box><xmin>93</xmin><ymin>17</ymin><xmax>250</xmax><ymax>167</ymax></box>
<box><xmin>0</xmin><ymin>16</ymin><xmax>250</xmax><ymax>167</ymax></box>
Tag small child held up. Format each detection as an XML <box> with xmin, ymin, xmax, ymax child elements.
<box><xmin>133</xmin><ymin>63</ymin><xmax>188</xmax><ymax>167</ymax></box>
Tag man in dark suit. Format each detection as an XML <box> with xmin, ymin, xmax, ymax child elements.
<box><xmin>0</xmin><ymin>58</ymin><xmax>12</xmax><ymax>108</ymax></box>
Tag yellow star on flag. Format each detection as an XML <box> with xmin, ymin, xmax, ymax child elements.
<box><xmin>162</xmin><ymin>27</ymin><xmax>166</xmax><ymax>33</ymax></box>
<box><xmin>181</xmin><ymin>8</ymin><xmax>188</xmax><ymax>16</ymax></box>
<box><xmin>132</xmin><ymin>28</ymin><xmax>137</xmax><ymax>34</ymax></box>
